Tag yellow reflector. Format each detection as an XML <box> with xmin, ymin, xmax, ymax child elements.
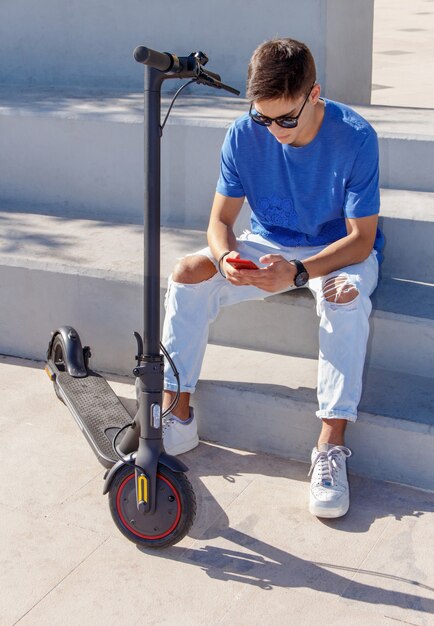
<box><xmin>137</xmin><ymin>474</ymin><xmax>148</xmax><ymax>504</ymax></box>
<box><xmin>45</xmin><ymin>366</ymin><xmax>55</xmax><ymax>381</ymax></box>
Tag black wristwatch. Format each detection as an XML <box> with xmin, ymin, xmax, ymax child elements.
<box><xmin>290</xmin><ymin>259</ymin><xmax>309</xmax><ymax>287</ymax></box>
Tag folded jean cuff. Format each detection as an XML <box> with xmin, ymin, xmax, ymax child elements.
<box><xmin>316</xmin><ymin>409</ymin><xmax>357</xmax><ymax>423</ymax></box>
<box><xmin>164</xmin><ymin>380</ymin><xmax>196</xmax><ymax>394</ymax></box>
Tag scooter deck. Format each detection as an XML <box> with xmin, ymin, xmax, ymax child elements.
<box><xmin>56</xmin><ymin>370</ymin><xmax>133</xmax><ymax>468</ymax></box>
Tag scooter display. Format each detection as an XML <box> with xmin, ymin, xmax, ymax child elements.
<box><xmin>45</xmin><ymin>46</ymin><xmax>240</xmax><ymax>548</ymax></box>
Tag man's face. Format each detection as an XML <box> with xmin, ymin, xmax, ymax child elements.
<box><xmin>253</xmin><ymin>85</ymin><xmax>320</xmax><ymax>146</ymax></box>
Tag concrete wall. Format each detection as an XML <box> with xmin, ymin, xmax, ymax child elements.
<box><xmin>0</xmin><ymin>0</ymin><xmax>374</xmax><ymax>103</ymax></box>
<box><xmin>325</xmin><ymin>0</ymin><xmax>375</xmax><ymax>104</ymax></box>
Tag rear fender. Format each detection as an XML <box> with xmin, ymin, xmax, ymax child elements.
<box><xmin>48</xmin><ymin>326</ymin><xmax>87</xmax><ymax>378</ymax></box>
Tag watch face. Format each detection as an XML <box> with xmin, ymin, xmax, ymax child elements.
<box><xmin>295</xmin><ymin>271</ymin><xmax>309</xmax><ymax>287</ymax></box>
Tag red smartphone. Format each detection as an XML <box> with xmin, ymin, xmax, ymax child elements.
<box><xmin>226</xmin><ymin>258</ymin><xmax>259</xmax><ymax>270</ymax></box>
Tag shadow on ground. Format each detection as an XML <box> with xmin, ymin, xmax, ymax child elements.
<box><xmin>138</xmin><ymin>442</ymin><xmax>434</xmax><ymax>614</ymax></box>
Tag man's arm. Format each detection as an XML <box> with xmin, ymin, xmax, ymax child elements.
<box><xmin>208</xmin><ymin>192</ymin><xmax>259</xmax><ymax>284</ymax></box>
<box><xmin>207</xmin><ymin>191</ymin><xmax>245</xmax><ymax>266</ymax></box>
<box><xmin>300</xmin><ymin>213</ymin><xmax>379</xmax><ymax>278</ymax></box>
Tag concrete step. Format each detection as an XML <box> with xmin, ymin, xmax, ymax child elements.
<box><xmin>379</xmin><ymin>188</ymin><xmax>434</xmax><ymax>282</ymax></box>
<box><xmin>1</xmin><ymin>88</ymin><xmax>434</xmax><ymax>227</ymax></box>
<box><xmin>2</xmin><ymin>187</ymin><xmax>434</xmax><ymax>282</ymax></box>
<box><xmin>194</xmin><ymin>344</ymin><xmax>434</xmax><ymax>492</ymax></box>
<box><xmin>1</xmin><ymin>210</ymin><xmax>433</xmax><ymax>378</ymax></box>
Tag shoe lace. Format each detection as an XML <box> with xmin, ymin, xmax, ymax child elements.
<box><xmin>308</xmin><ymin>446</ymin><xmax>352</xmax><ymax>487</ymax></box>
<box><xmin>162</xmin><ymin>415</ymin><xmax>175</xmax><ymax>433</ymax></box>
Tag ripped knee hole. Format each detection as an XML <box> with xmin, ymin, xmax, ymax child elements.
<box><xmin>322</xmin><ymin>275</ymin><xmax>359</xmax><ymax>304</ymax></box>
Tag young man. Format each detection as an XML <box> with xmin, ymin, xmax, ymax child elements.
<box><xmin>161</xmin><ymin>38</ymin><xmax>383</xmax><ymax>518</ymax></box>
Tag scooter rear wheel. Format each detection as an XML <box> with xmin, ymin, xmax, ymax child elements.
<box><xmin>108</xmin><ymin>463</ymin><xmax>196</xmax><ymax>549</ymax></box>
<box><xmin>50</xmin><ymin>334</ymin><xmax>68</xmax><ymax>403</ymax></box>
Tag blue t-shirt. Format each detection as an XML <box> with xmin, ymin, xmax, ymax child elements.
<box><xmin>216</xmin><ymin>99</ymin><xmax>384</xmax><ymax>260</ymax></box>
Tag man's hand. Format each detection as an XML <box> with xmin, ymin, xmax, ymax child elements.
<box><xmin>225</xmin><ymin>253</ymin><xmax>296</xmax><ymax>292</ymax></box>
<box><xmin>222</xmin><ymin>251</ymin><xmax>248</xmax><ymax>285</ymax></box>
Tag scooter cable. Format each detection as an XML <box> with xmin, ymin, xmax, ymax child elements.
<box><xmin>111</xmin><ymin>342</ymin><xmax>181</xmax><ymax>466</ymax></box>
<box><xmin>159</xmin><ymin>342</ymin><xmax>181</xmax><ymax>417</ymax></box>
<box><xmin>160</xmin><ymin>79</ymin><xmax>196</xmax><ymax>131</ymax></box>
<box><xmin>112</xmin><ymin>423</ymin><xmax>141</xmax><ymax>471</ymax></box>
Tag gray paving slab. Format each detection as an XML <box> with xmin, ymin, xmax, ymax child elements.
<box><xmin>0</xmin><ymin>503</ymin><xmax>108</xmax><ymax>626</ymax></box>
<box><xmin>1</xmin><ymin>355</ymin><xmax>434</xmax><ymax>626</ymax></box>
<box><xmin>372</xmin><ymin>0</ymin><xmax>434</xmax><ymax>108</ymax></box>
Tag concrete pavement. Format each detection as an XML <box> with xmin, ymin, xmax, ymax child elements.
<box><xmin>1</xmin><ymin>355</ymin><xmax>434</xmax><ymax>626</ymax></box>
<box><xmin>372</xmin><ymin>0</ymin><xmax>434</xmax><ymax>108</ymax></box>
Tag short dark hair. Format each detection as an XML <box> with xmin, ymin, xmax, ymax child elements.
<box><xmin>246</xmin><ymin>38</ymin><xmax>316</xmax><ymax>102</ymax></box>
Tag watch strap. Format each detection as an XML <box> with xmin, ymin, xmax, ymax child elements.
<box><xmin>290</xmin><ymin>258</ymin><xmax>309</xmax><ymax>287</ymax></box>
<box><xmin>290</xmin><ymin>259</ymin><xmax>307</xmax><ymax>275</ymax></box>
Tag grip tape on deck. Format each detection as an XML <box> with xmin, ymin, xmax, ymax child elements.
<box><xmin>57</xmin><ymin>370</ymin><xmax>132</xmax><ymax>463</ymax></box>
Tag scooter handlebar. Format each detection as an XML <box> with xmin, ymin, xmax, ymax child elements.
<box><xmin>133</xmin><ymin>45</ymin><xmax>241</xmax><ymax>95</ymax></box>
<box><xmin>134</xmin><ymin>46</ymin><xmax>173</xmax><ymax>72</ymax></box>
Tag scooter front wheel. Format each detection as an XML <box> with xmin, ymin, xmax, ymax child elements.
<box><xmin>108</xmin><ymin>463</ymin><xmax>196</xmax><ymax>549</ymax></box>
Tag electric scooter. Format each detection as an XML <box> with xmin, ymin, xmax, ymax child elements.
<box><xmin>45</xmin><ymin>45</ymin><xmax>240</xmax><ymax>548</ymax></box>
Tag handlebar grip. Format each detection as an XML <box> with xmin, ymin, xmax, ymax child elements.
<box><xmin>133</xmin><ymin>46</ymin><xmax>173</xmax><ymax>71</ymax></box>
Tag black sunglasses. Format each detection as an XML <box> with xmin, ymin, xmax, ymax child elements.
<box><xmin>249</xmin><ymin>83</ymin><xmax>316</xmax><ymax>129</ymax></box>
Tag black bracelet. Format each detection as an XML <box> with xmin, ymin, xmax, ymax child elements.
<box><xmin>218</xmin><ymin>251</ymin><xmax>230</xmax><ymax>278</ymax></box>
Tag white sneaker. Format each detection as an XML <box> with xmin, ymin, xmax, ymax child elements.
<box><xmin>162</xmin><ymin>407</ymin><xmax>199</xmax><ymax>456</ymax></box>
<box><xmin>308</xmin><ymin>444</ymin><xmax>352</xmax><ymax>518</ymax></box>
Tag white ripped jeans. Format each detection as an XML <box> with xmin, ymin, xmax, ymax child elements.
<box><xmin>162</xmin><ymin>232</ymin><xmax>379</xmax><ymax>422</ymax></box>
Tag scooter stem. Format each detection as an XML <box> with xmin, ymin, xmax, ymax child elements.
<box><xmin>143</xmin><ymin>67</ymin><xmax>164</xmax><ymax>355</ymax></box>
<box><xmin>118</xmin><ymin>68</ymin><xmax>169</xmax><ymax>514</ymax></box>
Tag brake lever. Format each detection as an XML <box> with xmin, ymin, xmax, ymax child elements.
<box><xmin>217</xmin><ymin>81</ymin><xmax>241</xmax><ymax>96</ymax></box>
<box><xmin>195</xmin><ymin>68</ymin><xmax>240</xmax><ymax>96</ymax></box>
